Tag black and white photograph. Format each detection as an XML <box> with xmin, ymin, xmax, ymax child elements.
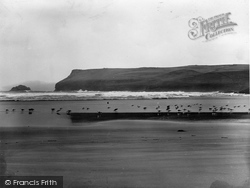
<box><xmin>0</xmin><ymin>0</ymin><xmax>249</xmax><ymax>187</ymax></box>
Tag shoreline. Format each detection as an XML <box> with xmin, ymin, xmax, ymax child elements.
<box><xmin>0</xmin><ymin>95</ymin><xmax>249</xmax><ymax>102</ymax></box>
<box><xmin>70</xmin><ymin>112</ymin><xmax>250</xmax><ymax>122</ymax></box>
<box><xmin>0</xmin><ymin>91</ymin><xmax>248</xmax><ymax>102</ymax></box>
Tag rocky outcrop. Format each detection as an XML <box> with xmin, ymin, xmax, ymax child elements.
<box><xmin>10</xmin><ymin>85</ymin><xmax>31</xmax><ymax>91</ymax></box>
<box><xmin>55</xmin><ymin>64</ymin><xmax>249</xmax><ymax>93</ymax></box>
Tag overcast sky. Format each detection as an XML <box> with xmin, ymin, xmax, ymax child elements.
<box><xmin>0</xmin><ymin>0</ymin><xmax>248</xmax><ymax>90</ymax></box>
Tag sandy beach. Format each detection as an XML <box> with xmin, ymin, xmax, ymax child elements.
<box><xmin>0</xmin><ymin>0</ymin><xmax>248</xmax><ymax>187</ymax></box>
<box><xmin>1</xmin><ymin>119</ymin><xmax>250</xmax><ymax>188</ymax></box>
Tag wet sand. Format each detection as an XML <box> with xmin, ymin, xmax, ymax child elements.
<box><xmin>1</xmin><ymin>119</ymin><xmax>250</xmax><ymax>188</ymax></box>
<box><xmin>70</xmin><ymin>112</ymin><xmax>250</xmax><ymax>122</ymax></box>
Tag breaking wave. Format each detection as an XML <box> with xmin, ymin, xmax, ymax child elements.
<box><xmin>0</xmin><ymin>91</ymin><xmax>248</xmax><ymax>101</ymax></box>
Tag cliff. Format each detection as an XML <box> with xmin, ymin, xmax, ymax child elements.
<box><xmin>55</xmin><ymin>64</ymin><xmax>249</xmax><ymax>93</ymax></box>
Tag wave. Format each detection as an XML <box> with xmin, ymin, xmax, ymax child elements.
<box><xmin>0</xmin><ymin>91</ymin><xmax>248</xmax><ymax>101</ymax></box>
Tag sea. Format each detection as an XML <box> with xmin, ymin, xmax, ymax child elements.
<box><xmin>0</xmin><ymin>91</ymin><xmax>249</xmax><ymax>127</ymax></box>
<box><xmin>0</xmin><ymin>91</ymin><xmax>250</xmax><ymax>188</ymax></box>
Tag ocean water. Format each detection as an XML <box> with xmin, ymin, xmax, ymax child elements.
<box><xmin>0</xmin><ymin>91</ymin><xmax>248</xmax><ymax>101</ymax></box>
<box><xmin>0</xmin><ymin>92</ymin><xmax>250</xmax><ymax>188</ymax></box>
<box><xmin>0</xmin><ymin>96</ymin><xmax>249</xmax><ymax>127</ymax></box>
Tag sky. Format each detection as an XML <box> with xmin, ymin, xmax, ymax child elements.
<box><xmin>0</xmin><ymin>0</ymin><xmax>249</xmax><ymax>91</ymax></box>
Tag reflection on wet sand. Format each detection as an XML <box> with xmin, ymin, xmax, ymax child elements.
<box><xmin>209</xmin><ymin>179</ymin><xmax>250</xmax><ymax>188</ymax></box>
<box><xmin>1</xmin><ymin>120</ymin><xmax>250</xmax><ymax>188</ymax></box>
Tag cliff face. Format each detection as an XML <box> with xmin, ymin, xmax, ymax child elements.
<box><xmin>55</xmin><ymin>64</ymin><xmax>249</xmax><ymax>93</ymax></box>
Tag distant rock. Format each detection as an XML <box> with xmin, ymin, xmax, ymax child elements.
<box><xmin>55</xmin><ymin>64</ymin><xmax>249</xmax><ymax>93</ymax></box>
<box><xmin>3</xmin><ymin>81</ymin><xmax>55</xmax><ymax>91</ymax></box>
<box><xmin>10</xmin><ymin>85</ymin><xmax>31</xmax><ymax>91</ymax></box>
<box><xmin>20</xmin><ymin>81</ymin><xmax>55</xmax><ymax>91</ymax></box>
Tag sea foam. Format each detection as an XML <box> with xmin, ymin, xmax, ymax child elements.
<box><xmin>0</xmin><ymin>91</ymin><xmax>248</xmax><ymax>101</ymax></box>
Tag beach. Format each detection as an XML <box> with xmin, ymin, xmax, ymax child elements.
<box><xmin>0</xmin><ymin>0</ymin><xmax>248</xmax><ymax>187</ymax></box>
<box><xmin>1</xmin><ymin>119</ymin><xmax>250</xmax><ymax>188</ymax></box>
<box><xmin>0</xmin><ymin>97</ymin><xmax>250</xmax><ymax>188</ymax></box>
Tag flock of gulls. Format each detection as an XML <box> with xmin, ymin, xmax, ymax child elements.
<box><xmin>4</xmin><ymin>102</ymin><xmax>250</xmax><ymax>115</ymax></box>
